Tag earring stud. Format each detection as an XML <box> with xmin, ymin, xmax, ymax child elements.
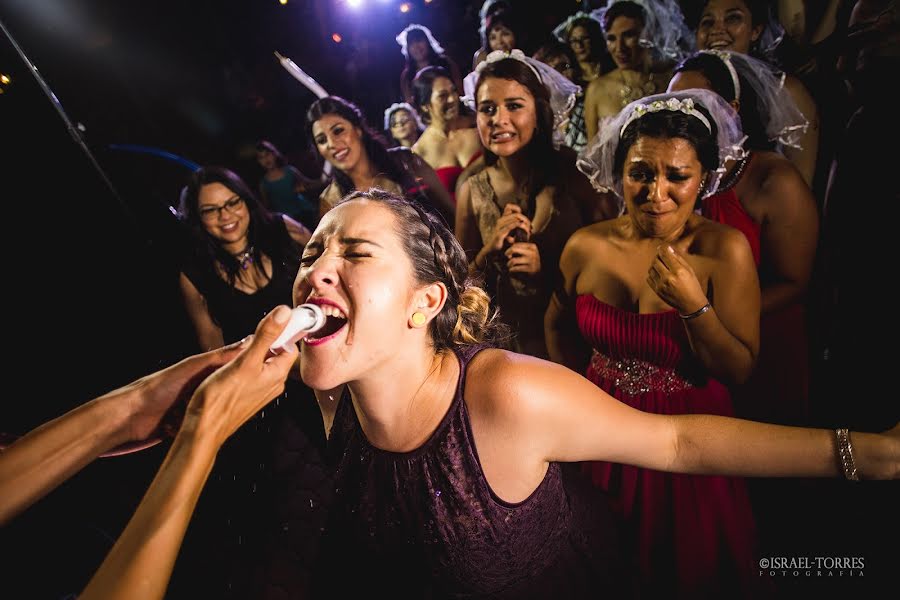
<box><xmin>411</xmin><ymin>312</ymin><xmax>427</xmax><ymax>326</ymax></box>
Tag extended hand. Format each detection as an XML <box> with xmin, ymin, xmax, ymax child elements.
<box><xmin>179</xmin><ymin>306</ymin><xmax>298</xmax><ymax>449</ymax></box>
<box><xmin>124</xmin><ymin>342</ymin><xmax>245</xmax><ymax>443</ymax></box>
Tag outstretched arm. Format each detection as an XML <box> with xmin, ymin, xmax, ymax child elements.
<box><xmin>474</xmin><ymin>353</ymin><xmax>899</xmax><ymax>489</ymax></box>
<box><xmin>0</xmin><ymin>341</ymin><xmax>243</xmax><ymax>526</ymax></box>
<box><xmin>79</xmin><ymin>306</ymin><xmax>297</xmax><ymax>600</ymax></box>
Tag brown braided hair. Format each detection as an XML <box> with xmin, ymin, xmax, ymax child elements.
<box><xmin>336</xmin><ymin>189</ymin><xmax>510</xmax><ymax>351</ymax></box>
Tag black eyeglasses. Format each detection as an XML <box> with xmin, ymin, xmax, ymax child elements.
<box><xmin>199</xmin><ymin>196</ymin><xmax>245</xmax><ymax>221</ymax></box>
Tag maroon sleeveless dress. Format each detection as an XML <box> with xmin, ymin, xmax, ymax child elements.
<box><xmin>312</xmin><ymin>344</ymin><xmax>624</xmax><ymax>598</ymax></box>
<box><xmin>576</xmin><ymin>295</ymin><xmax>765</xmax><ymax>598</ymax></box>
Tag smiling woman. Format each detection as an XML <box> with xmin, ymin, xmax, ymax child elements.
<box><xmin>307</xmin><ymin>96</ymin><xmax>455</xmax><ymax>226</ymax></box>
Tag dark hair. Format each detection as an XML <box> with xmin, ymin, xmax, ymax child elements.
<box><xmin>255</xmin><ymin>140</ymin><xmax>286</xmax><ymax>167</ymax></box>
<box><xmin>306</xmin><ymin>96</ymin><xmax>415</xmax><ymax>197</ymax></box>
<box><xmin>179</xmin><ymin>166</ymin><xmax>298</xmax><ymax>287</ymax></box>
<box><xmin>412</xmin><ymin>66</ymin><xmax>454</xmax><ymax>125</ymax></box>
<box><xmin>479</xmin><ymin>0</ymin><xmax>512</xmax><ymax>48</ymax></box>
<box><xmin>601</xmin><ymin>0</ymin><xmax>646</xmax><ymax>33</ymax></box>
<box><xmin>533</xmin><ymin>40</ymin><xmax>585</xmax><ymax>87</ymax></box>
<box><xmin>483</xmin><ymin>9</ymin><xmax>524</xmax><ymax>52</ymax></box>
<box><xmin>474</xmin><ymin>58</ymin><xmax>558</xmax><ymax>219</ymax></box>
<box><xmin>566</xmin><ymin>16</ymin><xmax>610</xmax><ymax>66</ymax></box>
<box><xmin>674</xmin><ymin>52</ymin><xmax>773</xmax><ymax>151</ymax></box>
<box><xmin>614</xmin><ymin>107</ymin><xmax>720</xmax><ymax>191</ymax></box>
<box><xmin>687</xmin><ymin>0</ymin><xmax>770</xmax><ymax>30</ymax></box>
<box><xmin>337</xmin><ymin>189</ymin><xmax>510</xmax><ymax>351</ymax></box>
<box><xmin>401</xmin><ymin>27</ymin><xmax>453</xmax><ymax>99</ymax></box>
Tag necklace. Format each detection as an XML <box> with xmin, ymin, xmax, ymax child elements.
<box><xmin>717</xmin><ymin>154</ymin><xmax>752</xmax><ymax>193</ymax></box>
<box><xmin>619</xmin><ymin>70</ymin><xmax>657</xmax><ymax>107</ymax></box>
<box><xmin>232</xmin><ymin>245</ymin><xmax>255</xmax><ymax>270</ymax></box>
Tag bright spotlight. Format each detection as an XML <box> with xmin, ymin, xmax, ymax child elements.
<box><xmin>0</xmin><ymin>74</ymin><xmax>10</xmax><ymax>85</ymax></box>
<box><xmin>400</xmin><ymin>2</ymin><xmax>411</xmax><ymax>12</ymax></box>
<box><xmin>279</xmin><ymin>0</ymin><xmax>288</xmax><ymax>5</ymax></box>
<box><xmin>347</xmin><ymin>0</ymin><xmax>363</xmax><ymax>8</ymax></box>
<box><xmin>332</xmin><ymin>33</ymin><xmax>343</xmax><ymax>43</ymax></box>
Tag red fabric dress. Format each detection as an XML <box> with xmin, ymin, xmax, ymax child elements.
<box><xmin>701</xmin><ymin>160</ymin><xmax>810</xmax><ymax>425</ymax></box>
<box><xmin>434</xmin><ymin>151</ymin><xmax>482</xmax><ymax>204</ymax></box>
<box><xmin>576</xmin><ymin>295</ymin><xmax>764</xmax><ymax>598</ymax></box>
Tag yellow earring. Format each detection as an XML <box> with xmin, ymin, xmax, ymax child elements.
<box><xmin>411</xmin><ymin>312</ymin><xmax>427</xmax><ymax>326</ymax></box>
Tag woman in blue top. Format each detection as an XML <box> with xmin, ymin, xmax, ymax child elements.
<box><xmin>256</xmin><ymin>140</ymin><xmax>320</xmax><ymax>230</ymax></box>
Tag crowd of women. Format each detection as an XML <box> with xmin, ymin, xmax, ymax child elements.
<box><xmin>3</xmin><ymin>1</ymin><xmax>897</xmax><ymax>599</ymax></box>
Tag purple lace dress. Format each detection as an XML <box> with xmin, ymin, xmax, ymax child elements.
<box><xmin>312</xmin><ymin>345</ymin><xmax>624</xmax><ymax>598</ymax></box>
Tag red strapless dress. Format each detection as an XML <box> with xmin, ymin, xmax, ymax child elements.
<box><xmin>576</xmin><ymin>294</ymin><xmax>766</xmax><ymax>598</ymax></box>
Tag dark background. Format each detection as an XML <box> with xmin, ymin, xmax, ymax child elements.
<box><xmin>1</xmin><ymin>0</ymin><xmax>895</xmax><ymax>597</ymax></box>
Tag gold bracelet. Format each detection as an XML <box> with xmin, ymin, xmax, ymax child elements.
<box><xmin>835</xmin><ymin>428</ymin><xmax>860</xmax><ymax>481</ymax></box>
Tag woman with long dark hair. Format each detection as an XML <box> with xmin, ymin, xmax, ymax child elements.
<box><xmin>307</xmin><ymin>95</ymin><xmax>455</xmax><ymax>226</ymax></box>
<box><xmin>176</xmin><ymin>166</ymin><xmax>327</xmax><ymax>598</ymax></box>
<box><xmin>456</xmin><ymin>51</ymin><xmax>618</xmax><ymax>357</ymax></box>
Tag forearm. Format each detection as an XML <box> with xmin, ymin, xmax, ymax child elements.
<box><xmin>683</xmin><ymin>308</ymin><xmax>756</xmax><ymax>384</ymax></box>
<box><xmin>672</xmin><ymin>415</ymin><xmax>897</xmax><ymax>480</ymax></box>
<box><xmin>0</xmin><ymin>394</ymin><xmax>131</xmax><ymax>525</ymax></box>
<box><xmin>80</xmin><ymin>428</ymin><xmax>218</xmax><ymax>600</ymax></box>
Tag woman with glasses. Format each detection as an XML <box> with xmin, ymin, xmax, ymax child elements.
<box><xmin>533</xmin><ymin>40</ymin><xmax>590</xmax><ymax>154</ymax></box>
<box><xmin>178</xmin><ymin>166</ymin><xmax>310</xmax><ymax>352</ymax></box>
<box><xmin>552</xmin><ymin>12</ymin><xmax>613</xmax><ymax>83</ymax></box>
<box><xmin>384</xmin><ymin>102</ymin><xmax>423</xmax><ymax>149</ymax></box>
<box><xmin>175</xmin><ymin>166</ymin><xmax>325</xmax><ymax>598</ymax></box>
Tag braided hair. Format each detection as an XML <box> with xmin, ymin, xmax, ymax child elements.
<box><xmin>337</xmin><ymin>189</ymin><xmax>510</xmax><ymax>351</ymax></box>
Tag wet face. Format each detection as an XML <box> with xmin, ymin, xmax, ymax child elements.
<box><xmin>390</xmin><ymin>109</ymin><xmax>417</xmax><ymax>142</ymax></box>
<box><xmin>606</xmin><ymin>15</ymin><xmax>646</xmax><ymax>70</ymax></box>
<box><xmin>696</xmin><ymin>0</ymin><xmax>762</xmax><ymax>54</ymax></box>
<box><xmin>197</xmin><ymin>182</ymin><xmax>250</xmax><ymax>245</ymax></box>
<box><xmin>568</xmin><ymin>25</ymin><xmax>592</xmax><ymax>61</ymax></box>
<box><xmin>256</xmin><ymin>149</ymin><xmax>277</xmax><ymax>170</ymax></box>
<box><xmin>312</xmin><ymin>113</ymin><xmax>365</xmax><ymax>173</ymax></box>
<box><xmin>408</xmin><ymin>36</ymin><xmax>430</xmax><ymax>63</ymax></box>
<box><xmin>622</xmin><ymin>136</ymin><xmax>706</xmax><ymax>239</ymax></box>
<box><xmin>475</xmin><ymin>76</ymin><xmax>538</xmax><ymax>158</ymax></box>
<box><xmin>488</xmin><ymin>25</ymin><xmax>515</xmax><ymax>52</ymax></box>
<box><xmin>293</xmin><ymin>200</ymin><xmax>419</xmax><ymax>389</ymax></box>
<box><xmin>425</xmin><ymin>76</ymin><xmax>460</xmax><ymax>124</ymax></box>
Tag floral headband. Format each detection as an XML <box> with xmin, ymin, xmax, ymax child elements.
<box><xmin>475</xmin><ymin>49</ymin><xmax>543</xmax><ymax>84</ymax></box>
<box><xmin>619</xmin><ymin>97</ymin><xmax>712</xmax><ymax>137</ymax></box>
